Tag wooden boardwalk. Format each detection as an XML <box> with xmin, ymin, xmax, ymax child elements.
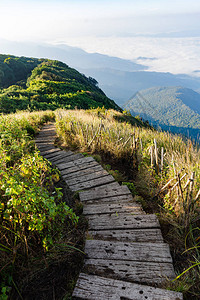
<box><xmin>36</xmin><ymin>124</ymin><xmax>183</xmax><ymax>300</ymax></box>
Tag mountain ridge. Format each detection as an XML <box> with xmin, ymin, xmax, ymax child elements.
<box><xmin>123</xmin><ymin>86</ymin><xmax>200</xmax><ymax>141</ymax></box>
<box><xmin>0</xmin><ymin>54</ymin><xmax>120</xmax><ymax>113</ymax></box>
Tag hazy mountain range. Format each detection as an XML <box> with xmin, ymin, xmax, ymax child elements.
<box><xmin>1</xmin><ymin>39</ymin><xmax>200</xmax><ymax>141</ymax></box>
<box><xmin>1</xmin><ymin>39</ymin><xmax>200</xmax><ymax>106</ymax></box>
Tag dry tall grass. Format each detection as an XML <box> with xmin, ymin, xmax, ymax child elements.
<box><xmin>55</xmin><ymin>108</ymin><xmax>200</xmax><ymax>298</ymax></box>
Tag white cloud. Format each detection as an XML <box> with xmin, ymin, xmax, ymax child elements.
<box><xmin>57</xmin><ymin>36</ymin><xmax>200</xmax><ymax>76</ymax></box>
<box><xmin>0</xmin><ymin>0</ymin><xmax>200</xmax><ymax>77</ymax></box>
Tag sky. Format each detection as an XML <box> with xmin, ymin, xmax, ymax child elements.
<box><xmin>0</xmin><ymin>0</ymin><xmax>200</xmax><ymax>75</ymax></box>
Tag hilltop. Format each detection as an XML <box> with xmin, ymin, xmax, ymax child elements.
<box><xmin>0</xmin><ymin>54</ymin><xmax>120</xmax><ymax>113</ymax></box>
<box><xmin>124</xmin><ymin>86</ymin><xmax>200</xmax><ymax>141</ymax></box>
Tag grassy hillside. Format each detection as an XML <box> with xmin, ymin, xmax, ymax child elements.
<box><xmin>0</xmin><ymin>55</ymin><xmax>120</xmax><ymax>113</ymax></box>
<box><xmin>124</xmin><ymin>86</ymin><xmax>200</xmax><ymax>141</ymax></box>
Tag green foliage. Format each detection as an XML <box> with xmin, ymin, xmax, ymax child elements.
<box><xmin>0</xmin><ymin>54</ymin><xmax>41</xmax><ymax>88</ymax></box>
<box><xmin>122</xmin><ymin>182</ymin><xmax>136</xmax><ymax>195</ymax></box>
<box><xmin>0</xmin><ymin>111</ymin><xmax>78</xmax><ymax>298</ymax></box>
<box><xmin>0</xmin><ymin>55</ymin><xmax>121</xmax><ymax>113</ymax></box>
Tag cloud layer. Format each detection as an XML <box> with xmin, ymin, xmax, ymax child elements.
<box><xmin>59</xmin><ymin>36</ymin><xmax>200</xmax><ymax>77</ymax></box>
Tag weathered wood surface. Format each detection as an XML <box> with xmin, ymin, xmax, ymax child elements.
<box><xmin>37</xmin><ymin>133</ymin><xmax>56</xmax><ymax>139</ymax></box>
<box><xmin>83</xmin><ymin>202</ymin><xmax>143</xmax><ymax>215</ymax></box>
<box><xmin>87</xmin><ymin>228</ymin><xmax>163</xmax><ymax>242</ymax></box>
<box><xmin>83</xmin><ymin>259</ymin><xmax>175</xmax><ymax>284</ymax></box>
<box><xmin>85</xmin><ymin>240</ymin><xmax>172</xmax><ymax>263</ymax></box>
<box><xmin>39</xmin><ymin>148</ymin><xmax>61</xmax><ymax>156</ymax></box>
<box><xmin>36</xmin><ymin>124</ymin><xmax>182</xmax><ymax>299</ymax></box>
<box><xmin>45</xmin><ymin>151</ymin><xmax>79</xmax><ymax>162</ymax></box>
<box><xmin>64</xmin><ymin>170</ymin><xmax>110</xmax><ymax>186</ymax></box>
<box><xmin>37</xmin><ymin>130</ymin><xmax>56</xmax><ymax>135</ymax></box>
<box><xmin>79</xmin><ymin>183</ymin><xmax>131</xmax><ymax>202</ymax></box>
<box><xmin>36</xmin><ymin>139</ymin><xmax>55</xmax><ymax>143</ymax></box>
<box><xmin>82</xmin><ymin>194</ymin><xmax>137</xmax><ymax>205</ymax></box>
<box><xmin>87</xmin><ymin>213</ymin><xmax>160</xmax><ymax>230</ymax></box>
<box><xmin>36</xmin><ymin>142</ymin><xmax>54</xmax><ymax>146</ymax></box>
<box><xmin>43</xmin><ymin>150</ymin><xmax>74</xmax><ymax>159</ymax></box>
<box><xmin>37</xmin><ymin>144</ymin><xmax>55</xmax><ymax>151</ymax></box>
<box><xmin>69</xmin><ymin>175</ymin><xmax>115</xmax><ymax>192</ymax></box>
<box><xmin>62</xmin><ymin>165</ymin><xmax>103</xmax><ymax>179</ymax></box>
<box><xmin>60</xmin><ymin>161</ymin><xmax>99</xmax><ymax>176</ymax></box>
<box><xmin>49</xmin><ymin>153</ymin><xmax>84</xmax><ymax>165</ymax></box>
<box><xmin>56</xmin><ymin>156</ymin><xmax>95</xmax><ymax>170</ymax></box>
<box><xmin>37</xmin><ymin>129</ymin><xmax>55</xmax><ymax>134</ymax></box>
<box><xmin>72</xmin><ymin>273</ymin><xmax>183</xmax><ymax>300</ymax></box>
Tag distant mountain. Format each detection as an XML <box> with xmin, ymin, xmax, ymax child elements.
<box><xmin>81</xmin><ymin>68</ymin><xmax>200</xmax><ymax>106</ymax></box>
<box><xmin>123</xmin><ymin>86</ymin><xmax>200</xmax><ymax>141</ymax></box>
<box><xmin>0</xmin><ymin>54</ymin><xmax>120</xmax><ymax>113</ymax></box>
<box><xmin>0</xmin><ymin>39</ymin><xmax>146</xmax><ymax>73</ymax></box>
<box><xmin>2</xmin><ymin>39</ymin><xmax>200</xmax><ymax>107</ymax></box>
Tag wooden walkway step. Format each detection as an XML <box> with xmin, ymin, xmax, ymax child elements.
<box><xmin>87</xmin><ymin>228</ymin><xmax>164</xmax><ymax>242</ymax></box>
<box><xmin>83</xmin><ymin>259</ymin><xmax>175</xmax><ymax>284</ymax></box>
<box><xmin>73</xmin><ymin>273</ymin><xmax>183</xmax><ymax>300</ymax></box>
<box><xmin>35</xmin><ymin>124</ymin><xmax>183</xmax><ymax>300</ymax></box>
<box><xmin>85</xmin><ymin>240</ymin><xmax>173</xmax><ymax>263</ymax></box>
<box><xmin>83</xmin><ymin>201</ymin><xmax>144</xmax><ymax>215</ymax></box>
<box><xmin>87</xmin><ymin>213</ymin><xmax>160</xmax><ymax>230</ymax></box>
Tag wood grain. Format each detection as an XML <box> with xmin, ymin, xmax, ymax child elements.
<box><xmin>87</xmin><ymin>213</ymin><xmax>160</xmax><ymax>230</ymax></box>
<box><xmin>65</xmin><ymin>170</ymin><xmax>109</xmax><ymax>186</ymax></box>
<box><xmin>72</xmin><ymin>273</ymin><xmax>183</xmax><ymax>300</ymax></box>
<box><xmin>87</xmin><ymin>228</ymin><xmax>163</xmax><ymax>242</ymax></box>
<box><xmin>85</xmin><ymin>240</ymin><xmax>172</xmax><ymax>263</ymax></box>
<box><xmin>84</xmin><ymin>258</ymin><xmax>175</xmax><ymax>284</ymax></box>
<box><xmin>83</xmin><ymin>202</ymin><xmax>143</xmax><ymax>215</ymax></box>
<box><xmin>79</xmin><ymin>183</ymin><xmax>130</xmax><ymax>202</ymax></box>
<box><xmin>68</xmin><ymin>175</ymin><xmax>115</xmax><ymax>192</ymax></box>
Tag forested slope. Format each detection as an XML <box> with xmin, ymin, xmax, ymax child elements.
<box><xmin>0</xmin><ymin>55</ymin><xmax>120</xmax><ymax>113</ymax></box>
<box><xmin>124</xmin><ymin>86</ymin><xmax>200</xmax><ymax>140</ymax></box>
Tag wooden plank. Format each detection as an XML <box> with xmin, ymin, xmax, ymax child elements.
<box><xmin>83</xmin><ymin>202</ymin><xmax>144</xmax><ymax>215</ymax></box>
<box><xmin>38</xmin><ymin>129</ymin><xmax>55</xmax><ymax>133</ymax></box>
<box><xmin>81</xmin><ymin>194</ymin><xmax>136</xmax><ymax>205</ymax></box>
<box><xmin>79</xmin><ymin>183</ymin><xmax>130</xmax><ymax>202</ymax></box>
<box><xmin>62</xmin><ymin>165</ymin><xmax>103</xmax><ymax>179</ymax></box>
<box><xmin>87</xmin><ymin>213</ymin><xmax>160</xmax><ymax>230</ymax></box>
<box><xmin>87</xmin><ymin>228</ymin><xmax>163</xmax><ymax>242</ymax></box>
<box><xmin>85</xmin><ymin>240</ymin><xmax>172</xmax><ymax>263</ymax></box>
<box><xmin>56</xmin><ymin>156</ymin><xmax>95</xmax><ymax>170</ymax></box>
<box><xmin>46</xmin><ymin>151</ymin><xmax>76</xmax><ymax>161</ymax></box>
<box><xmin>64</xmin><ymin>170</ymin><xmax>109</xmax><ymax>186</ymax></box>
<box><xmin>60</xmin><ymin>161</ymin><xmax>99</xmax><ymax>176</ymax></box>
<box><xmin>37</xmin><ymin>144</ymin><xmax>55</xmax><ymax>151</ymax></box>
<box><xmin>68</xmin><ymin>175</ymin><xmax>115</xmax><ymax>192</ymax></box>
<box><xmin>36</xmin><ymin>141</ymin><xmax>54</xmax><ymax>146</ymax></box>
<box><xmin>83</xmin><ymin>259</ymin><xmax>175</xmax><ymax>284</ymax></box>
<box><xmin>72</xmin><ymin>273</ymin><xmax>183</xmax><ymax>300</ymax></box>
<box><xmin>37</xmin><ymin>133</ymin><xmax>56</xmax><ymax>138</ymax></box>
<box><xmin>49</xmin><ymin>153</ymin><xmax>84</xmax><ymax>164</ymax></box>
<box><xmin>36</xmin><ymin>139</ymin><xmax>55</xmax><ymax>143</ymax></box>
<box><xmin>42</xmin><ymin>150</ymin><xmax>70</xmax><ymax>159</ymax></box>
<box><xmin>39</xmin><ymin>148</ymin><xmax>61</xmax><ymax>156</ymax></box>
